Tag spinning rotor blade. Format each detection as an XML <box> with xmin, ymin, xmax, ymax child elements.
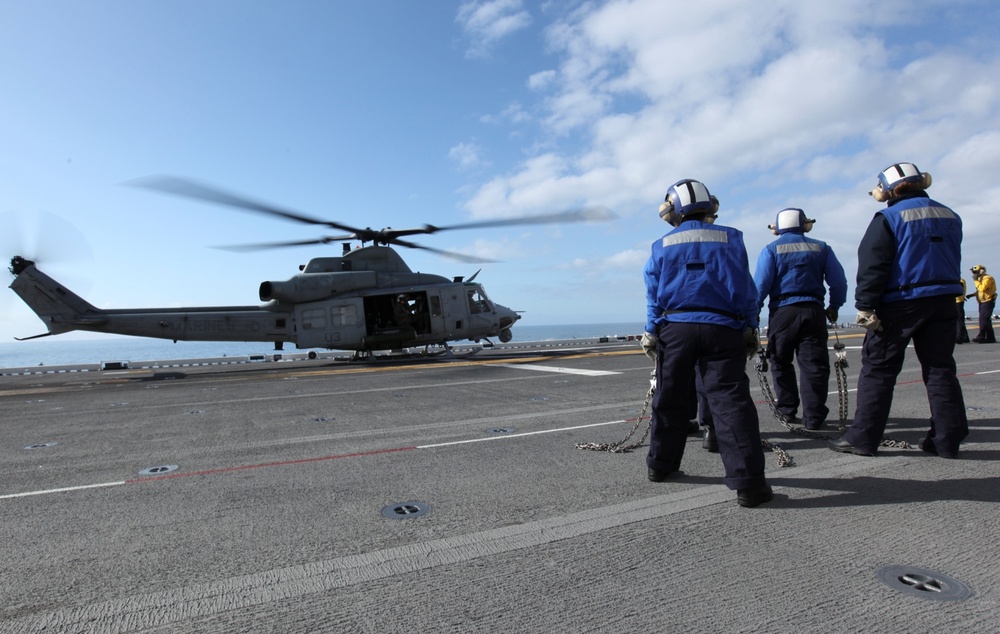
<box><xmin>127</xmin><ymin>175</ymin><xmax>614</xmax><ymax>262</ymax></box>
<box><xmin>1</xmin><ymin>210</ymin><xmax>94</xmax><ymax>269</ymax></box>
<box><xmin>2</xmin><ymin>211</ymin><xmax>93</xmax><ymax>312</ymax></box>
<box><xmin>420</xmin><ymin>205</ymin><xmax>616</xmax><ymax>233</ymax></box>
<box><xmin>389</xmin><ymin>236</ymin><xmax>495</xmax><ymax>264</ymax></box>
<box><xmin>343</xmin><ymin>206</ymin><xmax>616</xmax><ymax>245</ymax></box>
<box><xmin>213</xmin><ymin>234</ymin><xmax>358</xmax><ymax>252</ymax></box>
<box><xmin>125</xmin><ymin>175</ymin><xmax>363</xmax><ymax>235</ymax></box>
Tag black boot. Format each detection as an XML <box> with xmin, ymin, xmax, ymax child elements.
<box><xmin>702</xmin><ymin>425</ymin><xmax>719</xmax><ymax>453</ymax></box>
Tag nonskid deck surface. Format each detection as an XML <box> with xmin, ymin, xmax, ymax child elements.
<box><xmin>2</xmin><ymin>335</ymin><xmax>998</xmax><ymax>632</ymax></box>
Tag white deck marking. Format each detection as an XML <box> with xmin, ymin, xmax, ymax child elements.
<box><xmin>495</xmin><ymin>363</ymin><xmax>619</xmax><ymax>376</ymax></box>
<box><xmin>0</xmin><ymin>481</ymin><xmax>125</xmax><ymax>500</ymax></box>
<box><xmin>417</xmin><ymin>419</ymin><xmax>629</xmax><ymax>449</ymax></box>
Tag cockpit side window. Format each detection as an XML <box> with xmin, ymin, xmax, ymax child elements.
<box><xmin>467</xmin><ymin>287</ymin><xmax>492</xmax><ymax>314</ymax></box>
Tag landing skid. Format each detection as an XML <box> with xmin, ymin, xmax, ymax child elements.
<box><xmin>339</xmin><ymin>342</ymin><xmax>486</xmax><ymax>363</ymax></box>
<box><xmin>420</xmin><ymin>342</ymin><xmax>484</xmax><ymax>359</ymax></box>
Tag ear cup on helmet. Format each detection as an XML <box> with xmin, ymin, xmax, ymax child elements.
<box><xmin>873</xmin><ymin>162</ymin><xmax>930</xmax><ymax>202</ymax></box>
<box><xmin>661</xmin><ymin>179</ymin><xmax>717</xmax><ymax>218</ymax></box>
<box><xmin>773</xmin><ymin>208</ymin><xmax>811</xmax><ymax>234</ymax></box>
<box><xmin>658</xmin><ymin>201</ymin><xmax>682</xmax><ymax>226</ymax></box>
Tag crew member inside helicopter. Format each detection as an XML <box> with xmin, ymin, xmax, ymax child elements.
<box><xmin>467</xmin><ymin>288</ymin><xmax>490</xmax><ymax>314</ymax></box>
<box><xmin>394</xmin><ymin>294</ymin><xmax>414</xmax><ymax>328</ymax></box>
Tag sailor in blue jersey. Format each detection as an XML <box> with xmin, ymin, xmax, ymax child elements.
<box><xmin>829</xmin><ymin>163</ymin><xmax>968</xmax><ymax>458</ymax></box>
<box><xmin>642</xmin><ymin>179</ymin><xmax>771</xmax><ymax>508</ymax></box>
<box><xmin>754</xmin><ymin>209</ymin><xmax>847</xmax><ymax>430</ymax></box>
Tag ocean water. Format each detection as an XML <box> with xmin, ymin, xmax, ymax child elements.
<box><xmin>0</xmin><ymin>322</ymin><xmax>645</xmax><ymax>369</ymax></box>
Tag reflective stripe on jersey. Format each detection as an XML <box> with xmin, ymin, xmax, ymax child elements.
<box><xmin>776</xmin><ymin>242</ymin><xmax>822</xmax><ymax>255</ymax></box>
<box><xmin>900</xmin><ymin>206</ymin><xmax>958</xmax><ymax>222</ymax></box>
<box><xmin>662</xmin><ymin>229</ymin><xmax>729</xmax><ymax>247</ymax></box>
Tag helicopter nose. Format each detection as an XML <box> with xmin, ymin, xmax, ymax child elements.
<box><xmin>496</xmin><ymin>304</ymin><xmax>520</xmax><ymax>329</ymax></box>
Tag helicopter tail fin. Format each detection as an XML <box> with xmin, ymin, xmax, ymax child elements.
<box><xmin>8</xmin><ymin>256</ymin><xmax>105</xmax><ymax>337</ymax></box>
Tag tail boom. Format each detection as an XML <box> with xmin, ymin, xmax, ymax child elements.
<box><xmin>8</xmin><ymin>257</ymin><xmax>293</xmax><ymax>343</ymax></box>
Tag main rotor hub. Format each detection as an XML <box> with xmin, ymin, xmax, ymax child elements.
<box><xmin>9</xmin><ymin>256</ymin><xmax>34</xmax><ymax>276</ymax></box>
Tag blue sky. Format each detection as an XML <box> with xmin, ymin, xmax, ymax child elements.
<box><xmin>3</xmin><ymin>0</ymin><xmax>1000</xmax><ymax>345</ymax></box>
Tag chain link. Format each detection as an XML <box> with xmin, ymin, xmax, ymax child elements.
<box><xmin>575</xmin><ymin>372</ymin><xmax>654</xmax><ymax>453</ymax></box>
<box><xmin>832</xmin><ymin>330</ymin><xmax>850</xmax><ymax>426</ymax></box>
<box><xmin>577</xmin><ymin>328</ymin><xmax>911</xmax><ymax>459</ymax></box>
<box><xmin>832</xmin><ymin>328</ymin><xmax>911</xmax><ymax>449</ymax></box>
<box><xmin>753</xmin><ymin>349</ymin><xmax>798</xmax><ymax>467</ymax></box>
<box><xmin>757</xmin><ymin>327</ymin><xmax>912</xmax><ymax>454</ymax></box>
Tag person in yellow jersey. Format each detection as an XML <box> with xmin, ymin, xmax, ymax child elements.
<box><xmin>967</xmin><ymin>265</ymin><xmax>997</xmax><ymax>343</ymax></box>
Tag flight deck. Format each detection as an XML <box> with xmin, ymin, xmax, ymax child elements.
<box><xmin>2</xmin><ymin>334</ymin><xmax>998</xmax><ymax>632</ymax></box>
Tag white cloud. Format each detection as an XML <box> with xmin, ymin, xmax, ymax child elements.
<box><xmin>604</xmin><ymin>248</ymin><xmax>647</xmax><ymax>269</ymax></box>
<box><xmin>454</xmin><ymin>236</ymin><xmax>531</xmax><ymax>263</ymax></box>
<box><xmin>457</xmin><ymin>0</ymin><xmax>532</xmax><ymax>58</ymax></box>
<box><xmin>462</xmin><ymin>2</ymin><xmax>1000</xmax><ymax>215</ymax></box>
<box><xmin>454</xmin><ymin>0</ymin><xmax>1000</xmax><ymax>323</ymax></box>
<box><xmin>527</xmin><ymin>69</ymin><xmax>556</xmax><ymax>91</ymax></box>
<box><xmin>448</xmin><ymin>142</ymin><xmax>490</xmax><ymax>170</ymax></box>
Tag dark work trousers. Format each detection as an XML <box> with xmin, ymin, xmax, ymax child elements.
<box><xmin>696</xmin><ymin>370</ymin><xmax>714</xmax><ymax>426</ymax></box>
<box><xmin>974</xmin><ymin>298</ymin><xmax>996</xmax><ymax>342</ymax></box>
<box><xmin>956</xmin><ymin>301</ymin><xmax>970</xmax><ymax>343</ymax></box>
<box><xmin>844</xmin><ymin>295</ymin><xmax>968</xmax><ymax>456</ymax></box>
<box><xmin>648</xmin><ymin>322</ymin><xmax>766</xmax><ymax>490</ymax></box>
<box><xmin>765</xmin><ymin>302</ymin><xmax>830</xmax><ymax>426</ymax></box>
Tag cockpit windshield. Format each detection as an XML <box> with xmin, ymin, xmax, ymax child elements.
<box><xmin>466</xmin><ymin>286</ymin><xmax>493</xmax><ymax>314</ymax></box>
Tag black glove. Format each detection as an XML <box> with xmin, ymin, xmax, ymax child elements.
<box><xmin>825</xmin><ymin>307</ymin><xmax>838</xmax><ymax>324</ymax></box>
<box><xmin>966</xmin><ymin>293</ymin><xmax>976</xmax><ymax>299</ymax></box>
<box><xmin>744</xmin><ymin>327</ymin><xmax>760</xmax><ymax>360</ymax></box>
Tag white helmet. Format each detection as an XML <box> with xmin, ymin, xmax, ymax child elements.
<box><xmin>768</xmin><ymin>208</ymin><xmax>815</xmax><ymax>235</ymax></box>
<box><xmin>658</xmin><ymin>179</ymin><xmax>719</xmax><ymax>225</ymax></box>
<box><xmin>870</xmin><ymin>162</ymin><xmax>932</xmax><ymax>202</ymax></box>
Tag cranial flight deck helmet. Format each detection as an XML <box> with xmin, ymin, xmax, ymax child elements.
<box><xmin>870</xmin><ymin>162</ymin><xmax>932</xmax><ymax>202</ymax></box>
<box><xmin>658</xmin><ymin>179</ymin><xmax>720</xmax><ymax>226</ymax></box>
<box><xmin>768</xmin><ymin>208</ymin><xmax>815</xmax><ymax>235</ymax></box>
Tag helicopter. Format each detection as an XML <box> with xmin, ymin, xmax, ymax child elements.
<box><xmin>7</xmin><ymin>177</ymin><xmax>613</xmax><ymax>359</ymax></box>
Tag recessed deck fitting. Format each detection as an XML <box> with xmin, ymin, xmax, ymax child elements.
<box><xmin>139</xmin><ymin>465</ymin><xmax>179</xmax><ymax>476</ymax></box>
<box><xmin>381</xmin><ymin>501</ymin><xmax>431</xmax><ymax>519</ymax></box>
<box><xmin>24</xmin><ymin>442</ymin><xmax>58</xmax><ymax>450</ymax></box>
<box><xmin>488</xmin><ymin>427</ymin><xmax>517</xmax><ymax>434</ymax></box>
<box><xmin>876</xmin><ymin>565</ymin><xmax>972</xmax><ymax>601</ymax></box>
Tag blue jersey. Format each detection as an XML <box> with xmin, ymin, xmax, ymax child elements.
<box><xmin>644</xmin><ymin>220</ymin><xmax>758</xmax><ymax>332</ymax></box>
<box><xmin>754</xmin><ymin>232</ymin><xmax>848</xmax><ymax>312</ymax></box>
<box><xmin>879</xmin><ymin>196</ymin><xmax>963</xmax><ymax>303</ymax></box>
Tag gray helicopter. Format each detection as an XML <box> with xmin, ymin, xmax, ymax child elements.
<box><xmin>8</xmin><ymin>177</ymin><xmax>612</xmax><ymax>358</ymax></box>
